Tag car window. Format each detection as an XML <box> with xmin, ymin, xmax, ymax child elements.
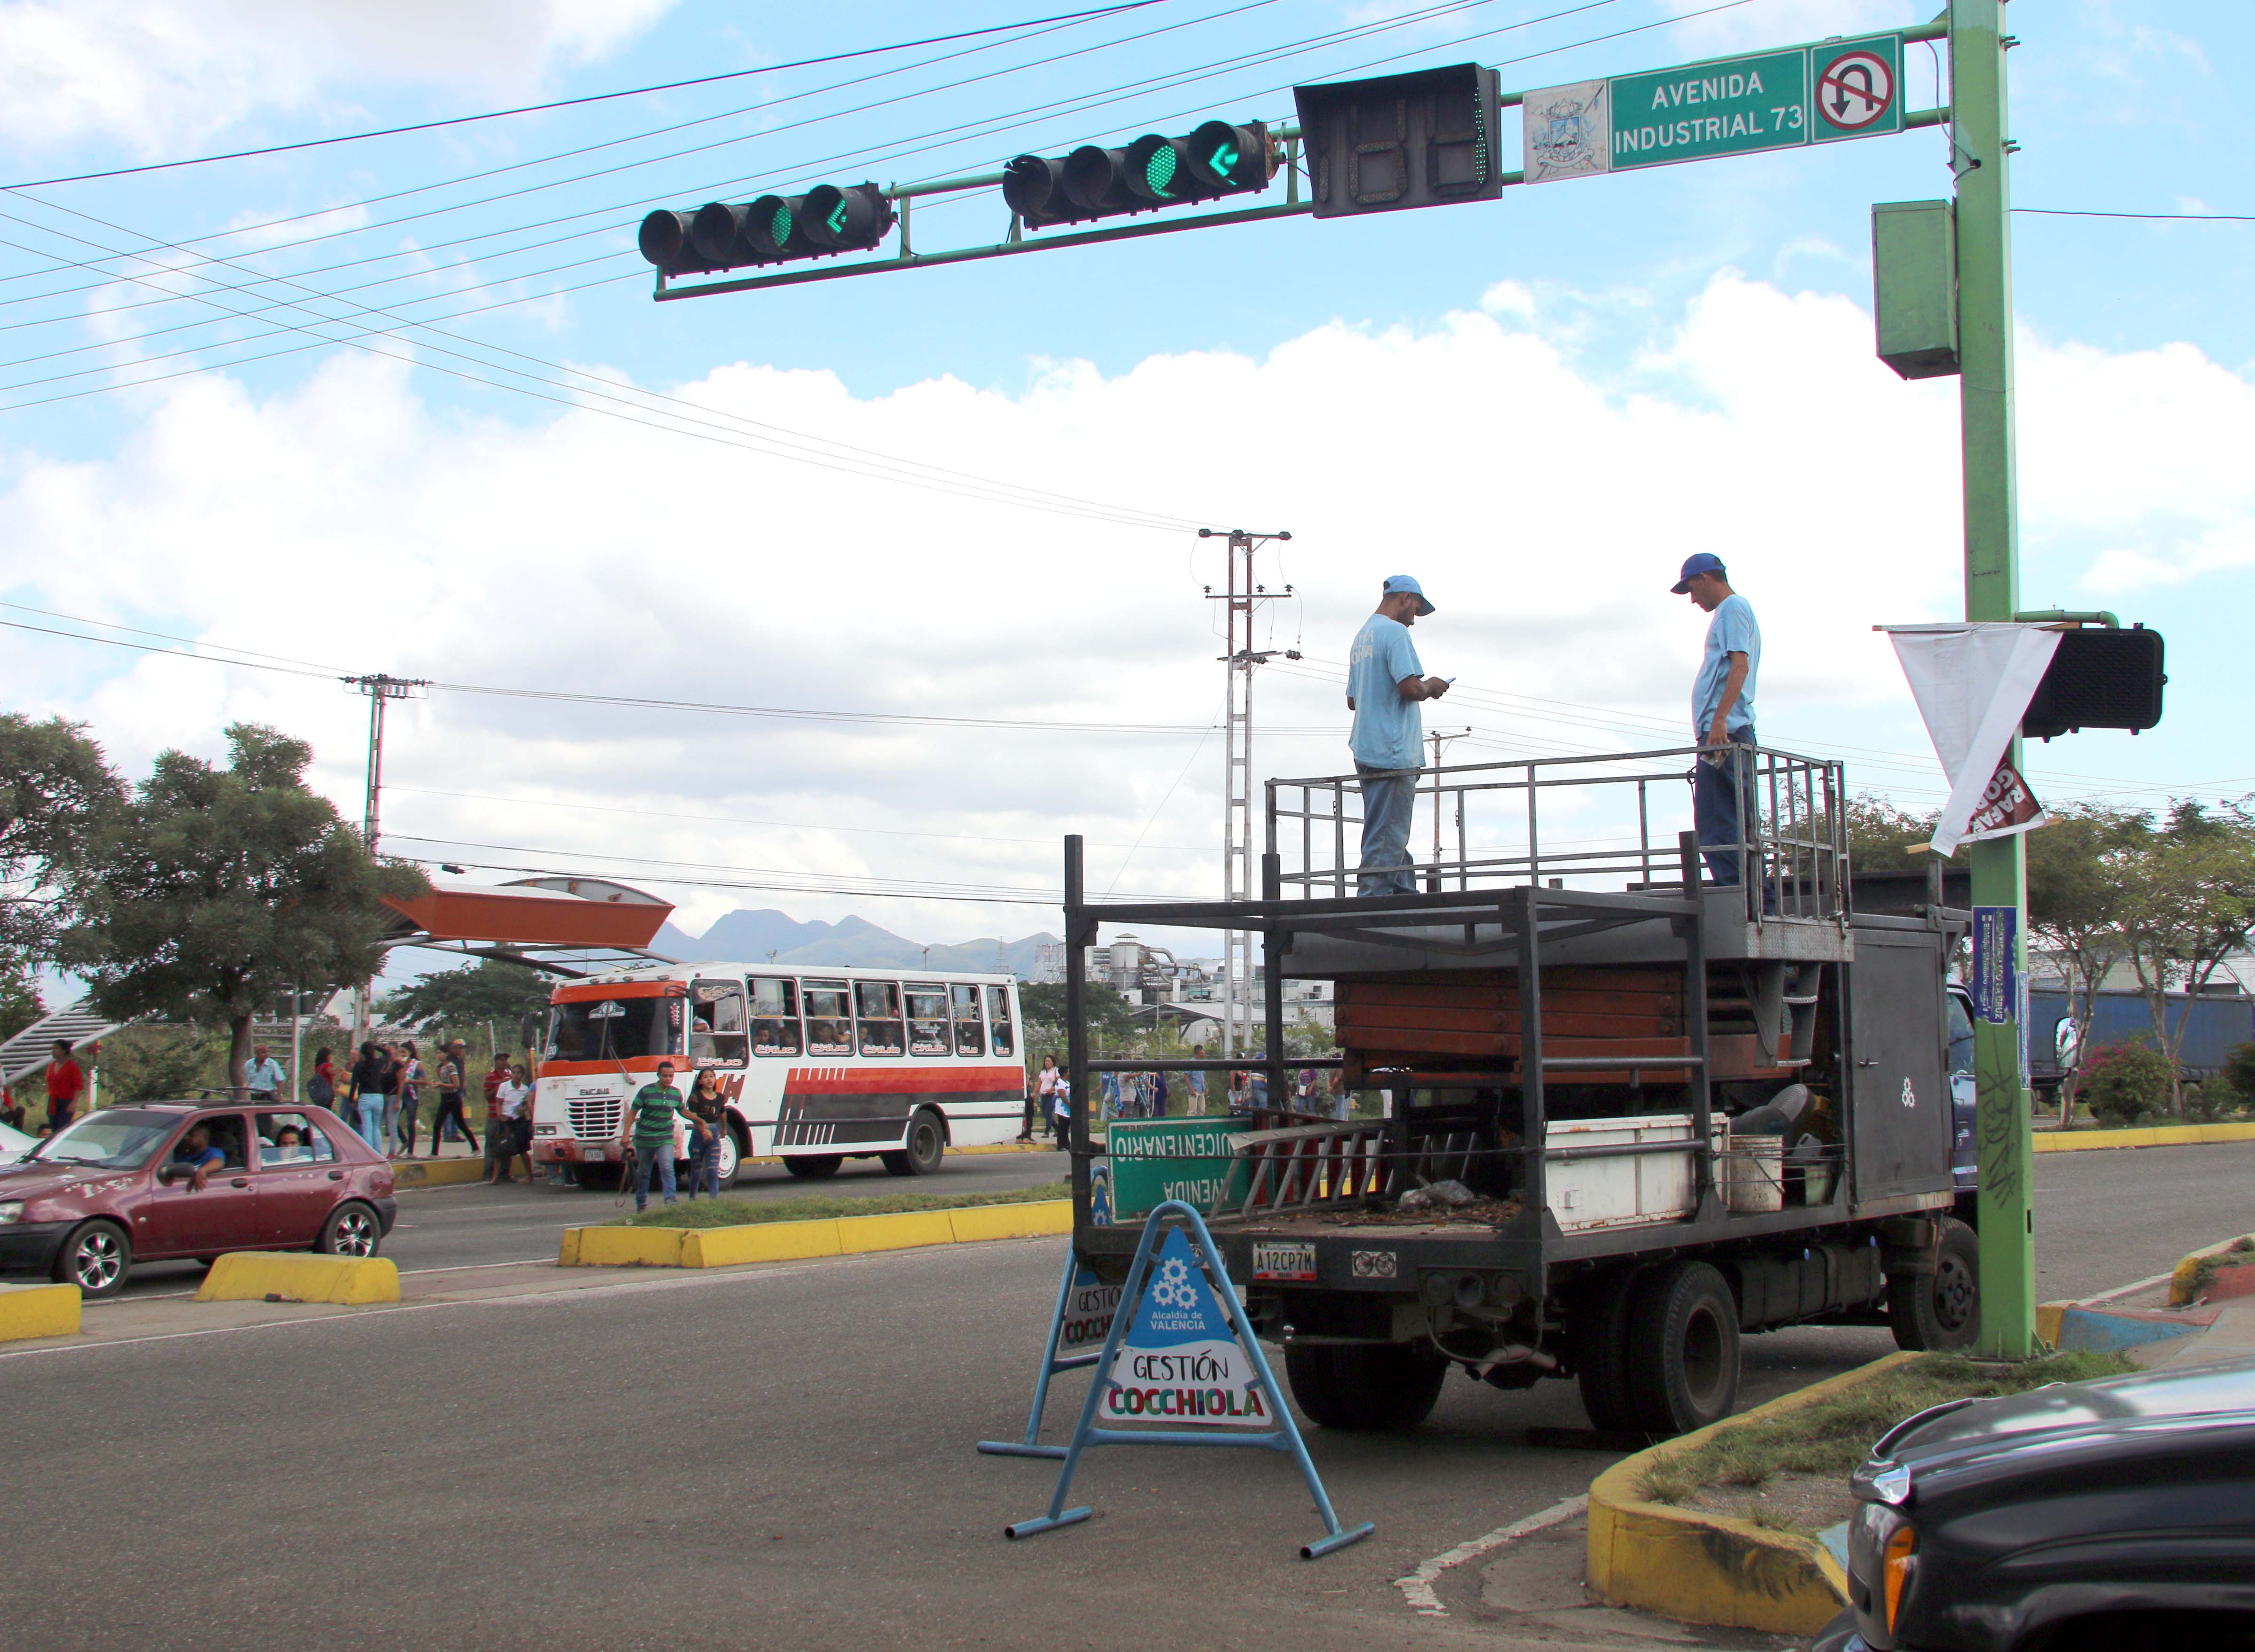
<box><xmin>34</xmin><ymin>1109</ymin><xmax>179</xmax><ymax>1169</ymax></box>
<box><xmin>256</xmin><ymin>1112</ymin><xmax>338</xmax><ymax>1165</ymax></box>
<box><xmin>194</xmin><ymin>1114</ymin><xmax>251</xmax><ymax>1169</ymax></box>
<box><xmin>1945</xmin><ymin>992</ymin><xmax>1975</xmax><ymax>1075</ymax></box>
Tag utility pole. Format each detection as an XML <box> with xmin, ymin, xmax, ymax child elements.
<box><xmin>1952</xmin><ymin>0</ymin><xmax>2034</xmax><ymax>1359</ymax></box>
<box><xmin>1426</xmin><ymin>727</ymin><xmax>1470</xmax><ymax>889</ymax></box>
<box><xmin>342</xmin><ymin>672</ymin><xmax>428</xmax><ymax>1047</ymax></box>
<box><xmin>1200</xmin><ymin>528</ymin><xmax>1293</xmax><ymax>1059</ymax></box>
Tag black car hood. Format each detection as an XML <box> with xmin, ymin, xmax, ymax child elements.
<box><xmin>1889</xmin><ymin>1355</ymin><xmax>2255</xmax><ymax>1468</ymax></box>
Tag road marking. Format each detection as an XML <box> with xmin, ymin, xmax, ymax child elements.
<box><xmin>1393</xmin><ymin>1494</ymin><xmax>1589</xmax><ymax>1616</ymax></box>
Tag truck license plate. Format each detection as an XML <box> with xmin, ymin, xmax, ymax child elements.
<box><xmin>1252</xmin><ymin>1241</ymin><xmax>1316</xmax><ymax>1282</ymax></box>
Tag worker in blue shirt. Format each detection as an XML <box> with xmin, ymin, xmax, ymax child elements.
<box><xmin>1673</xmin><ymin>553</ymin><xmax>1763</xmax><ymax>888</ymax></box>
<box><xmin>1345</xmin><ymin>576</ymin><xmax>1450</xmax><ymax>896</ymax></box>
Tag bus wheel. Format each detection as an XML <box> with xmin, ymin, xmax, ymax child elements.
<box><xmin>784</xmin><ymin>1154</ymin><xmax>842</xmax><ymax>1180</ymax></box>
<box><xmin>716</xmin><ymin>1126</ymin><xmax>744</xmax><ymax>1186</ymax></box>
<box><xmin>1283</xmin><ymin>1342</ymin><xmax>1447</xmax><ymax>1431</ymax></box>
<box><xmin>882</xmin><ymin>1111</ymin><xmax>945</xmax><ymax>1177</ymax></box>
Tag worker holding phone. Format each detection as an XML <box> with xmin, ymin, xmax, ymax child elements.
<box><xmin>1345</xmin><ymin>575</ymin><xmax>1451</xmax><ymax>897</ymax></box>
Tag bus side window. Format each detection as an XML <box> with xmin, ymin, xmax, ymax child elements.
<box><xmin>988</xmin><ymin>987</ymin><xmax>1016</xmax><ymax>1058</ymax></box>
<box><xmin>905</xmin><ymin>985</ymin><xmax>951</xmax><ymax>1057</ymax></box>
<box><xmin>856</xmin><ymin>981</ymin><xmax>905</xmax><ymax>1057</ymax></box>
<box><xmin>803</xmin><ymin>980</ymin><xmax>853</xmax><ymax>1057</ymax></box>
<box><xmin>753</xmin><ymin>978</ymin><xmax>802</xmax><ymax>1057</ymax></box>
<box><xmin>692</xmin><ymin>980</ymin><xmax>748</xmax><ymax>1067</ymax></box>
<box><xmin>950</xmin><ymin>984</ymin><xmax>985</xmax><ymax>1057</ymax></box>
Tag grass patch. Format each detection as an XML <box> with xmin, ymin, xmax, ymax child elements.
<box><xmin>609</xmin><ymin>1182</ymin><xmax>1068</xmax><ymax>1229</ymax></box>
<box><xmin>2183</xmin><ymin>1235</ymin><xmax>2255</xmax><ymax>1300</ymax></box>
<box><xmin>1637</xmin><ymin>1350</ymin><xmax>2138</xmax><ymax>1506</ymax></box>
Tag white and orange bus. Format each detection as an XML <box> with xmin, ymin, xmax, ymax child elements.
<box><xmin>529</xmin><ymin>963</ymin><xmax>1026</xmax><ymax>1186</ymax></box>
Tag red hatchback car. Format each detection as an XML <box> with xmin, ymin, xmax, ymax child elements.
<box><xmin>0</xmin><ymin>1102</ymin><xmax>397</xmax><ymax>1298</ymax></box>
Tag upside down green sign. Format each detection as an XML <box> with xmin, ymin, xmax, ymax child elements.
<box><xmin>1522</xmin><ymin>34</ymin><xmax>1904</xmax><ymax>185</ymax></box>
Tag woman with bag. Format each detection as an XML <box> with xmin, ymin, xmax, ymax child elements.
<box><xmin>306</xmin><ymin>1048</ymin><xmax>335</xmax><ymax>1113</ymax></box>
<box><xmin>396</xmin><ymin>1041</ymin><xmax>424</xmax><ymax>1157</ymax></box>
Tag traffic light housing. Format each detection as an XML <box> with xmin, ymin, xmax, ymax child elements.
<box><xmin>1293</xmin><ymin>63</ymin><xmax>1508</xmax><ymax>217</ymax></box>
<box><xmin>639</xmin><ymin>182</ymin><xmax>894</xmax><ymax>275</ymax></box>
<box><xmin>2022</xmin><ymin>625</ymin><xmax>2166</xmax><ymax>740</ymax></box>
<box><xmin>1004</xmin><ymin>119</ymin><xmax>1274</xmax><ymax>229</ymax></box>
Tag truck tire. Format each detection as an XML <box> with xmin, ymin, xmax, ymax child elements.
<box><xmin>784</xmin><ymin>1154</ymin><xmax>842</xmax><ymax>1180</ymax></box>
<box><xmin>1889</xmin><ymin>1216</ymin><xmax>1981</xmax><ymax>1352</ymax></box>
<box><xmin>1625</xmin><ymin>1261</ymin><xmax>1742</xmax><ymax>1436</ymax></box>
<box><xmin>1569</xmin><ymin>1266</ymin><xmax>1647</xmax><ymax>1434</ymax></box>
<box><xmin>1283</xmin><ymin>1342</ymin><xmax>1449</xmax><ymax>1431</ymax></box>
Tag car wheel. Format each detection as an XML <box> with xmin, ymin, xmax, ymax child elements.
<box><xmin>1889</xmin><ymin>1216</ymin><xmax>1981</xmax><ymax>1352</ymax></box>
<box><xmin>784</xmin><ymin>1154</ymin><xmax>842</xmax><ymax>1180</ymax></box>
<box><xmin>53</xmin><ymin>1220</ymin><xmax>131</xmax><ymax>1300</ymax></box>
<box><xmin>1283</xmin><ymin>1342</ymin><xmax>1449</xmax><ymax>1431</ymax></box>
<box><xmin>882</xmin><ymin>1111</ymin><xmax>945</xmax><ymax>1177</ymax></box>
<box><xmin>1569</xmin><ymin>1264</ymin><xmax>1647</xmax><ymax>1434</ymax></box>
<box><xmin>317</xmin><ymin>1202</ymin><xmax>382</xmax><ymax>1259</ymax></box>
<box><xmin>1625</xmin><ymin>1260</ymin><xmax>1742</xmax><ymax>1436</ymax></box>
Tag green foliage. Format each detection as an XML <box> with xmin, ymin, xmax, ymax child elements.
<box><xmin>0</xmin><ymin>714</ymin><xmax>125</xmax><ymax>973</ymax></box>
<box><xmin>2079</xmin><ymin>1038</ymin><xmax>2175</xmax><ymax>1126</ymax></box>
<box><xmin>1017</xmin><ymin>980</ymin><xmax>1138</xmax><ymax>1044</ymax></box>
<box><xmin>98</xmin><ymin>1024</ymin><xmax>233</xmax><ymax>1103</ymax></box>
<box><xmin>382</xmin><ymin>958</ymin><xmax>553</xmax><ymax>1035</ymax></box>
<box><xmin>2114</xmin><ymin>799</ymin><xmax>2255</xmax><ymax>1108</ymax></box>
<box><xmin>58</xmin><ymin>723</ymin><xmax>428</xmax><ymax>1089</ymax></box>
<box><xmin>1638</xmin><ymin>1350</ymin><xmax>2138</xmax><ymax>1505</ymax></box>
<box><xmin>614</xmin><ymin>1180</ymin><xmax>1068</xmax><ymax>1228</ymax></box>
<box><xmin>0</xmin><ymin>966</ymin><xmax>43</xmax><ymax>1043</ymax></box>
<box><xmin>1839</xmin><ymin>794</ymin><xmax>1938</xmax><ymax>873</ymax></box>
<box><xmin>2224</xmin><ymin>1042</ymin><xmax>2255</xmax><ymax>1107</ymax></box>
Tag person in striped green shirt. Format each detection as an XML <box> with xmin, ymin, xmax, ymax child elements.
<box><xmin>620</xmin><ymin>1061</ymin><xmax>692</xmax><ymax>1212</ymax></box>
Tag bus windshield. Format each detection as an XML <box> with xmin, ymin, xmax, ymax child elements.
<box><xmin>545</xmin><ymin>994</ymin><xmax>685</xmax><ymax>1063</ymax></box>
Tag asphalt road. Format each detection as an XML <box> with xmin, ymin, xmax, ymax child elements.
<box><xmin>11</xmin><ymin>1141</ymin><xmax>2247</xmax><ymax>1652</ymax></box>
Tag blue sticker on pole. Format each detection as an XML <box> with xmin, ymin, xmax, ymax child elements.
<box><xmin>1972</xmin><ymin>905</ymin><xmax>2018</xmax><ymax>1025</ymax></box>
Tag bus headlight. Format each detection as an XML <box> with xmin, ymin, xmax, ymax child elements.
<box><xmin>535</xmin><ymin>1124</ymin><xmax>557</xmax><ymax>1136</ymax></box>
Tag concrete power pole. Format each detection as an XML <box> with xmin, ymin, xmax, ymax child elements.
<box><xmin>1200</xmin><ymin>528</ymin><xmax>1292</xmax><ymax>1059</ymax></box>
<box><xmin>342</xmin><ymin>672</ymin><xmax>428</xmax><ymax>1045</ymax></box>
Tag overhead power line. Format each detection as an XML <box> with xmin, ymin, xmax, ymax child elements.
<box><xmin>1</xmin><ymin>1</ymin><xmax>1176</xmax><ymax>190</ymax></box>
<box><xmin>2014</xmin><ymin>208</ymin><xmax>2255</xmax><ymax>222</ymax></box>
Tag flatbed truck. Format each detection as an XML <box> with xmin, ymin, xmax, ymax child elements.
<box><xmin>1059</xmin><ymin>745</ymin><xmax>1981</xmax><ymax>1436</ymax></box>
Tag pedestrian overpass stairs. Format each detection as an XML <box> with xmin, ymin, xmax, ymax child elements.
<box><xmin>1</xmin><ymin>997</ymin><xmax>124</xmax><ymax>1089</ymax></box>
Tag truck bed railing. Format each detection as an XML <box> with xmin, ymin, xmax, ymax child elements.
<box><xmin>1266</xmin><ymin>744</ymin><xmax>1850</xmax><ymax>929</ymax></box>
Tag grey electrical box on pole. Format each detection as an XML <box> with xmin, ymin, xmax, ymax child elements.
<box><xmin>1873</xmin><ymin>200</ymin><xmax>1959</xmax><ymax>379</ymax></box>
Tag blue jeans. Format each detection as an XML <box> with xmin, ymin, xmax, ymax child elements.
<box><xmin>633</xmin><ymin>1142</ymin><xmax>677</xmax><ymax>1210</ymax></box>
<box><xmin>1355</xmin><ymin>764</ymin><xmax>1419</xmax><ymax>896</ymax></box>
<box><xmin>356</xmin><ymin>1095</ymin><xmax>384</xmax><ymax>1150</ymax></box>
<box><xmin>1693</xmin><ymin>732</ymin><xmax>1760</xmax><ymax>887</ymax></box>
<box><xmin>687</xmin><ymin>1127</ymin><xmax>723</xmax><ymax>1198</ymax></box>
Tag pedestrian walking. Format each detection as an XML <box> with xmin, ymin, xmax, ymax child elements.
<box><xmin>0</xmin><ymin>1083</ymin><xmax>23</xmax><ymax>1132</ymax></box>
<box><xmin>1026</xmin><ymin>1055</ymin><xmax>1058</xmax><ymax>1143</ymax></box>
<box><xmin>41</xmin><ymin>1040</ymin><xmax>85</xmax><ymax>1135</ymax></box>
<box><xmin>1672</xmin><ymin>553</ymin><xmax>1762</xmax><ymax>888</ymax></box>
<box><xmin>244</xmin><ymin>1043</ymin><xmax>287</xmax><ymax>1104</ymax></box>
<box><xmin>1051</xmin><ymin>1074</ymin><xmax>1071</xmax><ymax>1148</ymax></box>
<box><xmin>305</xmin><ymin>1047</ymin><xmax>335</xmax><ymax>1113</ymax></box>
<box><xmin>621</xmin><ymin>1061</ymin><xmax>692</xmax><ymax>1212</ymax></box>
<box><xmin>1346</xmin><ymin>575</ymin><xmax>1450</xmax><ymax>896</ymax></box>
<box><xmin>485</xmin><ymin>1063</ymin><xmax>533</xmax><ymax>1184</ymax></box>
<box><xmin>394</xmin><ymin>1042</ymin><xmax>425</xmax><ymax>1157</ymax></box>
<box><xmin>1100</xmin><ymin>1069</ymin><xmax>1120</xmax><ymax>1121</ymax></box>
<box><xmin>685</xmin><ymin>1068</ymin><xmax>728</xmax><ymax>1198</ymax></box>
<box><xmin>1186</xmin><ymin>1044</ymin><xmax>1208</xmax><ymax>1115</ymax></box>
<box><xmin>1151</xmin><ymin>1067</ymin><xmax>1169</xmax><ymax>1118</ymax></box>
<box><xmin>349</xmin><ymin>1042</ymin><xmax>388</xmax><ymax>1150</ymax></box>
<box><xmin>429</xmin><ymin>1044</ymin><xmax>477</xmax><ymax>1156</ymax></box>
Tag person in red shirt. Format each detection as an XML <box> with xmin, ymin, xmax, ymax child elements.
<box><xmin>43</xmin><ymin>1040</ymin><xmax>86</xmax><ymax>1134</ymax></box>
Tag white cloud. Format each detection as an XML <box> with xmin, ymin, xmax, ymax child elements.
<box><xmin>2</xmin><ymin>271</ymin><xmax>2246</xmax><ymax>948</ymax></box>
<box><xmin>0</xmin><ymin>0</ymin><xmax>678</xmax><ymax>156</ymax></box>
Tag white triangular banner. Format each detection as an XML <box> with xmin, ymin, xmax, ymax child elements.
<box><xmin>1881</xmin><ymin>623</ymin><xmax>2062</xmax><ymax>857</ymax></box>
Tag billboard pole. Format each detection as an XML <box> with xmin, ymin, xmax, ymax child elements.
<box><xmin>1952</xmin><ymin>0</ymin><xmax>2035</xmax><ymax>1359</ymax></box>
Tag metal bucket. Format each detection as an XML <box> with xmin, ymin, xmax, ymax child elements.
<box><xmin>1725</xmin><ymin>1134</ymin><xmax>1785</xmax><ymax>1213</ymax></box>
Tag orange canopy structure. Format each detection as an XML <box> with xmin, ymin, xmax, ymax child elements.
<box><xmin>379</xmin><ymin>876</ymin><xmax>675</xmax><ymax>969</ymax></box>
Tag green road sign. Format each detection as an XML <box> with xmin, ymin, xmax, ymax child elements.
<box><xmin>1523</xmin><ymin>33</ymin><xmax>1905</xmax><ymax>184</ymax></box>
<box><xmin>1105</xmin><ymin>1118</ymin><xmax>1250</xmax><ymax>1222</ymax></box>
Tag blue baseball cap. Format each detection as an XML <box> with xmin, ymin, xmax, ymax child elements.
<box><xmin>1671</xmin><ymin>553</ymin><xmax>1726</xmax><ymax>593</ymax></box>
<box><xmin>1382</xmin><ymin>574</ymin><xmax>1435</xmax><ymax>615</ymax></box>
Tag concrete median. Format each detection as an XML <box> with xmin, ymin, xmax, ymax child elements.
<box><xmin>560</xmin><ymin>1198</ymin><xmax>1071</xmax><ymax>1270</ymax></box>
<box><xmin>2035</xmin><ymin>1122</ymin><xmax>2255</xmax><ymax>1153</ymax></box>
<box><xmin>194</xmin><ymin>1252</ymin><xmax>401</xmax><ymax>1305</ymax></box>
<box><xmin>0</xmin><ymin>1282</ymin><xmax>82</xmax><ymax>1342</ymax></box>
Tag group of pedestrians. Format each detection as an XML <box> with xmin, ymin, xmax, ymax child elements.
<box><xmin>1020</xmin><ymin>1044</ymin><xmax>1224</xmax><ymax>1144</ymax></box>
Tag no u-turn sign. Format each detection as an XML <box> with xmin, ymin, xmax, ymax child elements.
<box><xmin>1814</xmin><ymin>35</ymin><xmax>1903</xmax><ymax>140</ymax></box>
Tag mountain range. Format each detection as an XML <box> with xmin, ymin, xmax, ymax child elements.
<box><xmin>651</xmin><ymin>909</ymin><xmax>1057</xmax><ymax>977</ymax></box>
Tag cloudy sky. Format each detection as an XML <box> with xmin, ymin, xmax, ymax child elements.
<box><xmin>1</xmin><ymin>0</ymin><xmax>2248</xmax><ymax>973</ymax></box>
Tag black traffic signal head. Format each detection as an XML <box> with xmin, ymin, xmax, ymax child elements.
<box><xmin>801</xmin><ymin>182</ymin><xmax>896</xmax><ymax>252</ymax></box>
<box><xmin>643</xmin><ymin>183</ymin><xmax>894</xmax><ymax>273</ymax></box>
<box><xmin>745</xmin><ymin>194</ymin><xmax>810</xmax><ymax>260</ymax></box>
<box><xmin>1294</xmin><ymin>63</ymin><xmax>1507</xmax><ymax>217</ymax></box>
<box><xmin>639</xmin><ymin>209</ymin><xmax>731</xmax><ymax>276</ymax></box>
<box><xmin>2022</xmin><ymin>625</ymin><xmax>2166</xmax><ymax>740</ymax></box>
<box><xmin>1007</xmin><ymin>118</ymin><xmax>1274</xmax><ymax>230</ymax></box>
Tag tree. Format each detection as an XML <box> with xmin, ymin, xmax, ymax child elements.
<box><xmin>1017</xmin><ymin>980</ymin><xmax>1138</xmax><ymax>1045</ymax></box>
<box><xmin>0</xmin><ymin>714</ymin><xmax>125</xmax><ymax>974</ymax></box>
<box><xmin>381</xmin><ymin>958</ymin><xmax>554</xmax><ymax>1036</ymax></box>
<box><xmin>2114</xmin><ymin>798</ymin><xmax>2255</xmax><ymax>1112</ymax></box>
<box><xmin>2025</xmin><ymin>803</ymin><xmax>2142</xmax><ymax>1122</ymax></box>
<box><xmin>1840</xmin><ymin>794</ymin><xmax>1939</xmax><ymax>873</ymax></box>
<box><xmin>0</xmin><ymin>965</ymin><xmax>42</xmax><ymax>1043</ymax></box>
<box><xmin>59</xmin><ymin>724</ymin><xmax>428</xmax><ymax>1091</ymax></box>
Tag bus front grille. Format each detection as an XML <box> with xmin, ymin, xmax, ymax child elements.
<box><xmin>568</xmin><ymin>1097</ymin><xmax>622</xmax><ymax>1139</ymax></box>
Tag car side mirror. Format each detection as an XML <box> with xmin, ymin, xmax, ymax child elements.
<box><xmin>156</xmin><ymin>1162</ymin><xmax>186</xmax><ymax>1184</ymax></box>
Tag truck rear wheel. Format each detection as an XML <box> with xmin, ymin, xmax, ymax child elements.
<box><xmin>1283</xmin><ymin>1342</ymin><xmax>1448</xmax><ymax>1432</ymax></box>
<box><xmin>1625</xmin><ymin>1261</ymin><xmax>1742</xmax><ymax>1436</ymax></box>
<box><xmin>1889</xmin><ymin>1216</ymin><xmax>1981</xmax><ymax>1351</ymax></box>
<box><xmin>1569</xmin><ymin>1266</ymin><xmax>1647</xmax><ymax>1434</ymax></box>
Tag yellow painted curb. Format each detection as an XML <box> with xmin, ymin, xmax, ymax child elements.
<box><xmin>2035</xmin><ymin>1122</ymin><xmax>2255</xmax><ymax>1153</ymax></box>
<box><xmin>1587</xmin><ymin>1352</ymin><xmax>1921</xmax><ymax>1636</ymax></box>
<box><xmin>2169</xmin><ymin>1233</ymin><xmax>2255</xmax><ymax>1307</ymax></box>
<box><xmin>2037</xmin><ymin>1300</ymin><xmax>2067</xmax><ymax>1346</ymax></box>
<box><xmin>560</xmin><ymin>1199</ymin><xmax>1072</xmax><ymax>1269</ymax></box>
<box><xmin>388</xmin><ymin>1159</ymin><xmax>489</xmax><ymax>1188</ymax></box>
<box><xmin>0</xmin><ymin>1282</ymin><xmax>82</xmax><ymax>1341</ymax></box>
<box><xmin>195</xmin><ymin>1252</ymin><xmax>401</xmax><ymax>1305</ymax></box>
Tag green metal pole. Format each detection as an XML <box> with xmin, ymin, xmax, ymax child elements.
<box><xmin>1952</xmin><ymin>0</ymin><xmax>2035</xmax><ymax>1359</ymax></box>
